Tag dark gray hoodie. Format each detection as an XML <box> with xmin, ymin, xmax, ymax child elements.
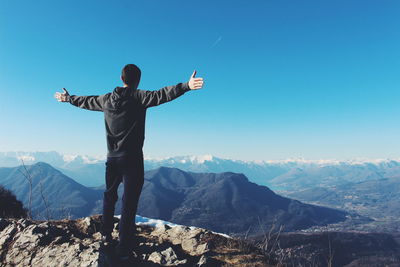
<box><xmin>69</xmin><ymin>82</ymin><xmax>191</xmax><ymax>157</ymax></box>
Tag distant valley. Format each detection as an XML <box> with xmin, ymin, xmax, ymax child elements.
<box><xmin>285</xmin><ymin>177</ymin><xmax>400</xmax><ymax>233</ymax></box>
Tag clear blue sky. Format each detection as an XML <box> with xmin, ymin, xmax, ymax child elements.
<box><xmin>1</xmin><ymin>0</ymin><xmax>400</xmax><ymax>160</ymax></box>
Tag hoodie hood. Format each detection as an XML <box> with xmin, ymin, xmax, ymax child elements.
<box><xmin>105</xmin><ymin>86</ymin><xmax>136</xmax><ymax>110</ymax></box>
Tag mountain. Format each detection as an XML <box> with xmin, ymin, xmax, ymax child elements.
<box><xmin>0</xmin><ymin>164</ymin><xmax>346</xmax><ymax>235</ymax></box>
<box><xmin>100</xmin><ymin>167</ymin><xmax>347</xmax><ymax>235</ymax></box>
<box><xmin>0</xmin><ymin>152</ymin><xmax>293</xmax><ymax>187</ymax></box>
<box><xmin>0</xmin><ymin>152</ymin><xmax>106</xmax><ymax>187</ymax></box>
<box><xmin>59</xmin><ymin>155</ymin><xmax>294</xmax><ymax>187</ymax></box>
<box><xmin>0</xmin><ymin>162</ymin><xmax>102</xmax><ymax>219</ymax></box>
<box><xmin>144</xmin><ymin>155</ymin><xmax>294</xmax><ymax>186</ymax></box>
<box><xmin>0</xmin><ymin>151</ymin><xmax>104</xmax><ymax>167</ymax></box>
<box><xmin>4</xmin><ymin>151</ymin><xmax>400</xmax><ymax>190</ymax></box>
<box><xmin>0</xmin><ymin>151</ymin><xmax>67</xmax><ymax>167</ymax></box>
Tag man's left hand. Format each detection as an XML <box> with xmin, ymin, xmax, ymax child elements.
<box><xmin>188</xmin><ymin>70</ymin><xmax>204</xmax><ymax>90</ymax></box>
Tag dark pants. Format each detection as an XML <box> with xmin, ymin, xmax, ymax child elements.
<box><xmin>101</xmin><ymin>152</ymin><xmax>144</xmax><ymax>249</ymax></box>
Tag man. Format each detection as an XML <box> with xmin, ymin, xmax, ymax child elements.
<box><xmin>54</xmin><ymin>64</ymin><xmax>204</xmax><ymax>260</ymax></box>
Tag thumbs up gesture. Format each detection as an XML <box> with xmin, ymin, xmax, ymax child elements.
<box><xmin>188</xmin><ymin>70</ymin><xmax>204</xmax><ymax>90</ymax></box>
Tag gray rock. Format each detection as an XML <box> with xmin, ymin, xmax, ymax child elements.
<box><xmin>148</xmin><ymin>251</ymin><xmax>163</xmax><ymax>264</ymax></box>
<box><xmin>197</xmin><ymin>255</ymin><xmax>207</xmax><ymax>266</ymax></box>
<box><xmin>181</xmin><ymin>238</ymin><xmax>209</xmax><ymax>256</ymax></box>
<box><xmin>151</xmin><ymin>224</ymin><xmax>210</xmax><ymax>256</ymax></box>
<box><xmin>0</xmin><ymin>216</ymin><xmax>266</xmax><ymax>267</ymax></box>
<box><xmin>0</xmin><ymin>223</ymin><xmax>17</xmax><ymax>251</ymax></box>
<box><xmin>80</xmin><ymin>216</ymin><xmax>99</xmax><ymax>235</ymax></box>
<box><xmin>196</xmin><ymin>255</ymin><xmax>222</xmax><ymax>267</ymax></box>
<box><xmin>148</xmin><ymin>247</ymin><xmax>187</xmax><ymax>266</ymax></box>
<box><xmin>0</xmin><ymin>219</ymin><xmax>102</xmax><ymax>266</ymax></box>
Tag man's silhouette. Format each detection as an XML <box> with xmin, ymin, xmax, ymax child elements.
<box><xmin>55</xmin><ymin>64</ymin><xmax>204</xmax><ymax>260</ymax></box>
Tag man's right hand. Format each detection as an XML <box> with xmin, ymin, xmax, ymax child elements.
<box><xmin>54</xmin><ymin>88</ymin><xmax>71</xmax><ymax>102</ymax></box>
<box><xmin>188</xmin><ymin>70</ymin><xmax>204</xmax><ymax>90</ymax></box>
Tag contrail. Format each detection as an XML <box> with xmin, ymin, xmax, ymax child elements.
<box><xmin>211</xmin><ymin>36</ymin><xmax>222</xmax><ymax>48</ymax></box>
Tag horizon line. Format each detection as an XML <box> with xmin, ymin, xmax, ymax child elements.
<box><xmin>1</xmin><ymin>150</ymin><xmax>400</xmax><ymax>165</ymax></box>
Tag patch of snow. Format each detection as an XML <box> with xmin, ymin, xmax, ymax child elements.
<box><xmin>136</xmin><ymin>215</ymin><xmax>179</xmax><ymax>228</ymax></box>
<box><xmin>114</xmin><ymin>214</ymin><xmax>230</xmax><ymax>238</ymax></box>
<box><xmin>16</xmin><ymin>154</ymin><xmax>35</xmax><ymax>163</ymax></box>
<box><xmin>63</xmin><ymin>154</ymin><xmax>79</xmax><ymax>163</ymax></box>
<box><xmin>63</xmin><ymin>154</ymin><xmax>105</xmax><ymax>164</ymax></box>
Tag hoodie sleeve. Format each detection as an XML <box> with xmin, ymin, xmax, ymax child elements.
<box><xmin>69</xmin><ymin>94</ymin><xmax>109</xmax><ymax>111</ymax></box>
<box><xmin>135</xmin><ymin>82</ymin><xmax>191</xmax><ymax>108</ymax></box>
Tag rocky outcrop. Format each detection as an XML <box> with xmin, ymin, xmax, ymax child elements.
<box><xmin>0</xmin><ymin>215</ymin><xmax>271</xmax><ymax>266</ymax></box>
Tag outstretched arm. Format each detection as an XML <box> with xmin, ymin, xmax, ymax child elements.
<box><xmin>137</xmin><ymin>70</ymin><xmax>204</xmax><ymax>108</ymax></box>
<box><xmin>54</xmin><ymin>88</ymin><xmax>107</xmax><ymax>111</ymax></box>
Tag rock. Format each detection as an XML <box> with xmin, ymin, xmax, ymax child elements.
<box><xmin>153</xmin><ymin>223</ymin><xmax>171</xmax><ymax>234</ymax></box>
<box><xmin>195</xmin><ymin>242</ymin><xmax>209</xmax><ymax>255</ymax></box>
<box><xmin>197</xmin><ymin>255</ymin><xmax>207</xmax><ymax>266</ymax></box>
<box><xmin>17</xmin><ymin>218</ymin><xmax>31</xmax><ymax>228</ymax></box>
<box><xmin>151</xmin><ymin>224</ymin><xmax>210</xmax><ymax>256</ymax></box>
<box><xmin>187</xmin><ymin>228</ymin><xmax>204</xmax><ymax>239</ymax></box>
<box><xmin>0</xmin><ymin>215</ymin><xmax>268</xmax><ymax>267</ymax></box>
<box><xmin>181</xmin><ymin>238</ymin><xmax>209</xmax><ymax>256</ymax></box>
<box><xmin>148</xmin><ymin>247</ymin><xmax>187</xmax><ymax>266</ymax></box>
<box><xmin>151</xmin><ymin>225</ymin><xmax>206</xmax><ymax>243</ymax></box>
<box><xmin>79</xmin><ymin>216</ymin><xmax>99</xmax><ymax>235</ymax></box>
<box><xmin>196</xmin><ymin>255</ymin><xmax>223</xmax><ymax>267</ymax></box>
<box><xmin>0</xmin><ymin>218</ymin><xmax>102</xmax><ymax>266</ymax></box>
<box><xmin>0</xmin><ymin>222</ymin><xmax>17</xmax><ymax>251</ymax></box>
<box><xmin>161</xmin><ymin>247</ymin><xmax>187</xmax><ymax>265</ymax></box>
<box><xmin>148</xmin><ymin>251</ymin><xmax>163</xmax><ymax>264</ymax></box>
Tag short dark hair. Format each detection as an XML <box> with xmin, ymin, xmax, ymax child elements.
<box><xmin>121</xmin><ymin>64</ymin><xmax>141</xmax><ymax>87</ymax></box>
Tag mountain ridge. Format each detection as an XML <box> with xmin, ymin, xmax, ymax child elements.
<box><xmin>4</xmin><ymin>151</ymin><xmax>400</xmax><ymax>166</ymax></box>
<box><xmin>4</xmin><ymin>151</ymin><xmax>400</xmax><ymax>189</ymax></box>
<box><xmin>0</xmin><ymin>163</ymin><xmax>347</xmax><ymax>235</ymax></box>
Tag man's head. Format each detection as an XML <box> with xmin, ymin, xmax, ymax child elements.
<box><xmin>121</xmin><ymin>64</ymin><xmax>141</xmax><ymax>89</ymax></box>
